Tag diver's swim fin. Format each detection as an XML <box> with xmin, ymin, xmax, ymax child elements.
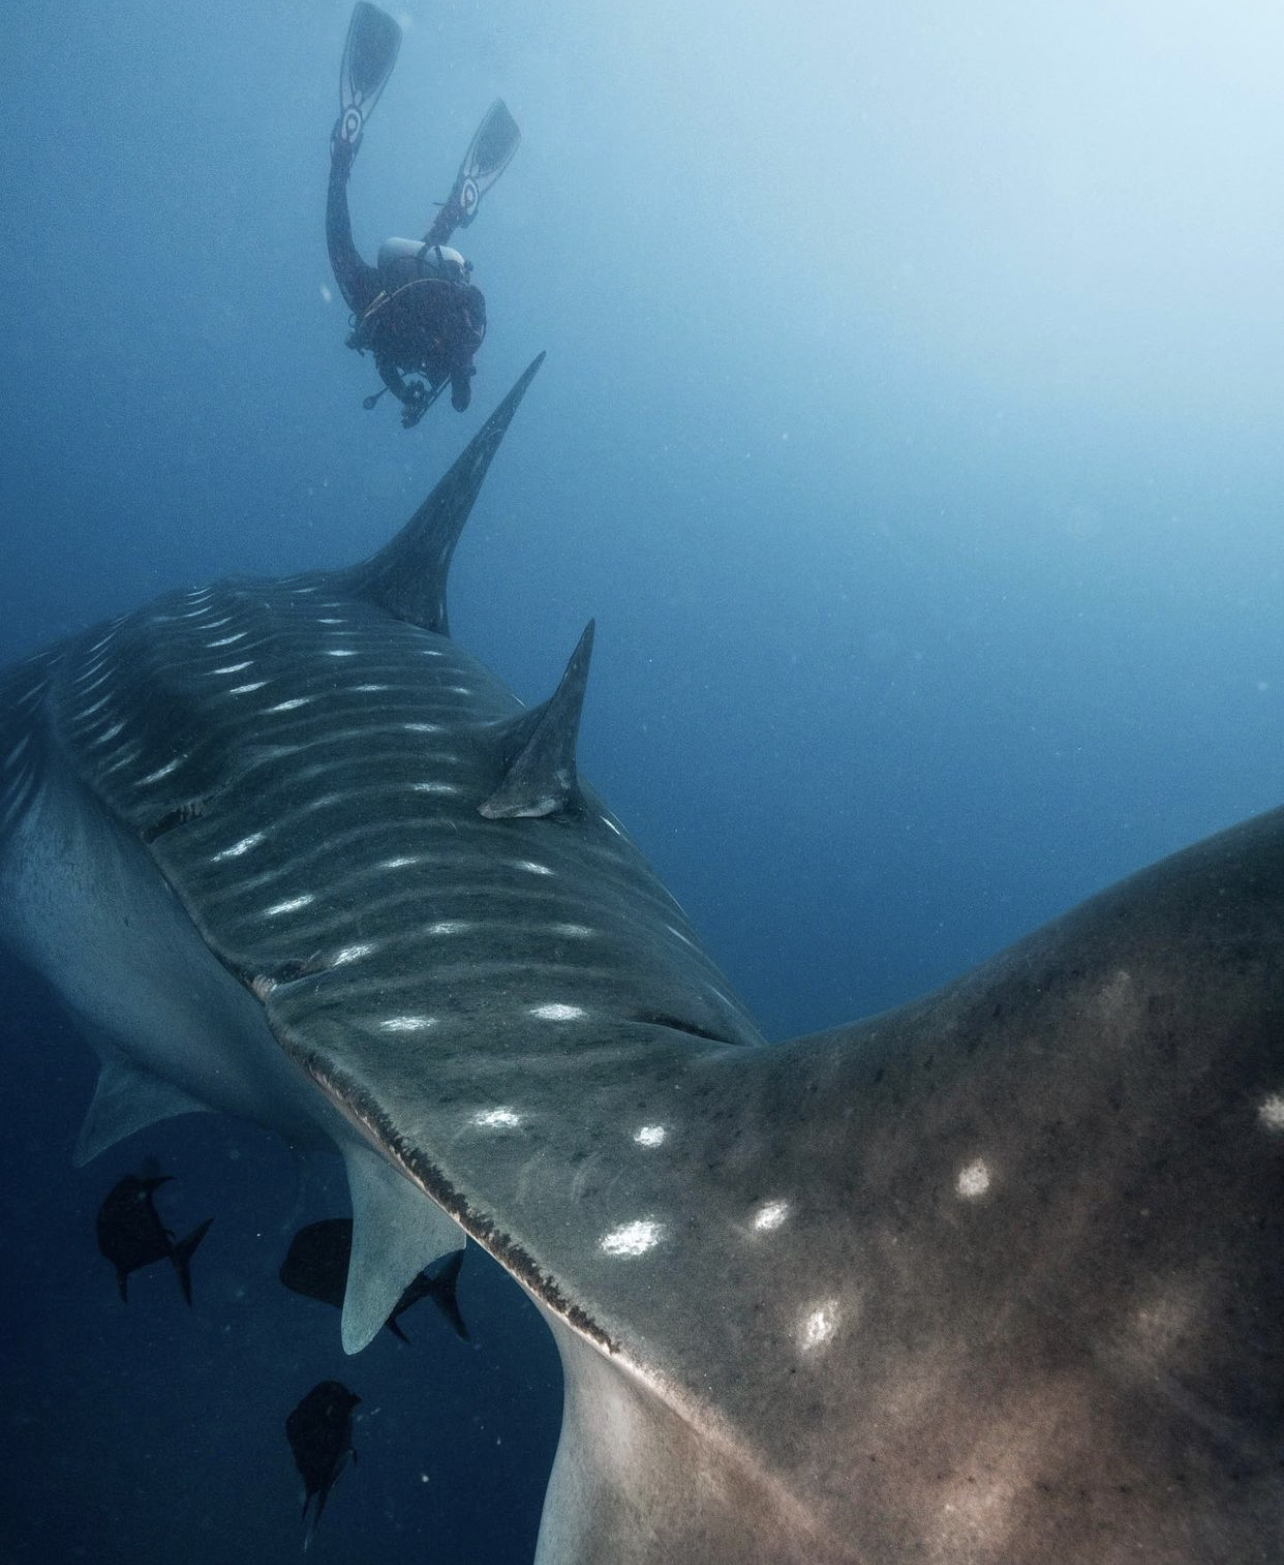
<box><xmin>337</xmin><ymin>2</ymin><xmax>402</xmax><ymax>149</ymax></box>
<box><xmin>426</xmin><ymin>100</ymin><xmax>521</xmax><ymax>242</ymax></box>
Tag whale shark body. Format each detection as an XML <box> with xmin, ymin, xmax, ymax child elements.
<box><xmin>1</xmin><ymin>357</ymin><xmax>1281</xmax><ymax>1561</ymax></box>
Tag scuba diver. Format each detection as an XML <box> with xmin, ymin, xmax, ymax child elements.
<box><xmin>327</xmin><ymin>3</ymin><xmax>521</xmax><ymax>429</ymax></box>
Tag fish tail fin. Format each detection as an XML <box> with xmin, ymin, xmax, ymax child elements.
<box><xmin>171</xmin><ymin>1217</ymin><xmax>213</xmax><ymax>1305</ymax></box>
<box><xmin>429</xmin><ymin>1246</ymin><xmax>470</xmax><ymax>1341</ymax></box>
<box><xmin>304</xmin><ymin>1470</ymin><xmax>341</xmax><ymax>1552</ymax></box>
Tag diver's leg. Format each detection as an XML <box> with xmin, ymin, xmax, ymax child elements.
<box><xmin>327</xmin><ymin>126</ymin><xmax>381</xmax><ymax>315</ymax></box>
<box><xmin>423</xmin><ymin>99</ymin><xmax>521</xmax><ymax>246</ymax></box>
<box><xmin>449</xmin><ymin>366</ymin><xmax>473</xmax><ymax>412</ymax></box>
<box><xmin>424</xmin><ymin>194</ymin><xmax>466</xmax><ymax>250</ymax></box>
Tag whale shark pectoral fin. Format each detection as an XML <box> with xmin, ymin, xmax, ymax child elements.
<box><xmin>73</xmin><ymin>1057</ymin><xmax>211</xmax><ymax>1167</ymax></box>
<box><xmin>339</xmin><ymin>1141</ymin><xmax>465</xmax><ymax>1354</ymax></box>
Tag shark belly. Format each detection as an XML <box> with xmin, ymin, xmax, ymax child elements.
<box><xmin>0</xmin><ymin>750</ymin><xmax>342</xmax><ymax>1155</ymax></box>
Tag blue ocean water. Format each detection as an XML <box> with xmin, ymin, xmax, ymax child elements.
<box><xmin>2</xmin><ymin>2</ymin><xmax>1282</xmax><ymax>1559</ymax></box>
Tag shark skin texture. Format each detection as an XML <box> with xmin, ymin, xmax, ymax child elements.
<box><xmin>0</xmin><ymin>354</ymin><xmax>1281</xmax><ymax>1562</ymax></box>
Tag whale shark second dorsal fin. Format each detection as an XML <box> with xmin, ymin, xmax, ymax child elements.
<box><xmin>345</xmin><ymin>353</ymin><xmax>545</xmax><ymax>637</ymax></box>
<box><xmin>480</xmin><ymin>620</ymin><xmax>594</xmax><ymax>820</ymax></box>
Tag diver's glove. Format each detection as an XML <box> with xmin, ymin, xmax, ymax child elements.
<box><xmin>400</xmin><ymin>382</ymin><xmax>429</xmax><ymax>429</ymax></box>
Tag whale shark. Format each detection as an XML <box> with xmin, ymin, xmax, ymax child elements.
<box><xmin>1</xmin><ymin>356</ymin><xmax>1280</xmax><ymax>1561</ymax></box>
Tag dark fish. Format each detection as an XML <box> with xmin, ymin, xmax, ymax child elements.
<box><xmin>95</xmin><ymin>1169</ymin><xmax>213</xmax><ymax>1304</ymax></box>
<box><xmin>280</xmin><ymin>1218</ymin><xmax>469</xmax><ymax>1342</ymax></box>
<box><xmin>286</xmin><ymin>1379</ymin><xmax>361</xmax><ymax>1550</ymax></box>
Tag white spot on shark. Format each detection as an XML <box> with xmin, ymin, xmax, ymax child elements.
<box><xmin>229</xmin><ymin>682</ymin><xmax>268</xmax><ymax>695</ymax></box>
<box><xmin>325</xmin><ymin>648</ymin><xmax>359</xmax><ymax>657</ymax></box>
<box><xmin>212</xmin><ymin>832</ymin><xmax>265</xmax><ymax>861</ymax></box>
<box><xmin>266</xmin><ymin>697</ymin><xmax>312</xmax><ymax>713</ymax></box>
<box><xmin>515</xmin><ymin>860</ymin><xmax>554</xmax><ymax>876</ymax></box>
<box><xmin>75</xmin><ymin>668</ymin><xmax>114</xmax><ymax>698</ymax></box>
<box><xmin>210</xmin><ymin>662</ymin><xmax>253</xmax><ymax>675</ymax></box>
<box><xmin>264</xmin><ymin>894</ymin><xmax>315</xmax><ymax>917</ymax></box>
<box><xmin>956</xmin><ymin>1158</ymin><xmax>992</xmax><ymax>1199</ymax></box>
<box><xmin>531</xmin><ymin>1003</ymin><xmax>586</xmax><ymax>1021</ymax></box>
<box><xmin>471</xmin><ymin>1107</ymin><xmax>523</xmax><ymax>1129</ymax></box>
<box><xmin>411</xmin><ymin>782</ymin><xmax>460</xmax><ymax>795</ymax></box>
<box><xmin>600</xmin><ymin>1220</ymin><xmax>664</xmax><ymax>1257</ymax></box>
<box><xmin>798</xmin><ymin>1301</ymin><xmax>840</xmax><ymax>1351</ymax></box>
<box><xmin>207</xmin><ymin>632</ymin><xmax>247</xmax><ymax>647</ymax></box>
<box><xmin>752</xmin><ymin>1199</ymin><xmax>791</xmax><ymax>1233</ymax></box>
<box><xmin>381</xmin><ymin>856</ymin><xmax>420</xmax><ymax>870</ymax></box>
<box><xmin>136</xmin><ymin>758</ymin><xmax>183</xmax><ymax>786</ymax></box>
<box><xmin>331</xmin><ymin>943</ymin><xmax>374</xmax><ymax>966</ymax></box>
<box><xmin>403</xmin><ymin>722</ymin><xmax>443</xmax><ymax>733</ymax></box>
<box><xmin>428</xmin><ymin>921</ymin><xmax>471</xmax><ymax>936</ymax></box>
<box><xmin>380</xmin><ymin>1015</ymin><xmax>438</xmax><ymax>1033</ymax></box>
<box><xmin>1258</xmin><ymin>1093</ymin><xmax>1284</xmax><ymax>1131</ymax></box>
<box><xmin>101</xmin><ymin>746</ymin><xmax>143</xmax><ymax>777</ymax></box>
<box><xmin>634</xmin><ymin>1125</ymin><xmax>667</xmax><ymax>1148</ymax></box>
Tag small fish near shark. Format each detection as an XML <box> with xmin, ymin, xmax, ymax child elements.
<box><xmin>95</xmin><ymin>1165</ymin><xmax>212</xmax><ymax>1305</ymax></box>
<box><xmin>286</xmin><ymin>1378</ymin><xmax>361</xmax><ymax>1551</ymax></box>
<box><xmin>280</xmin><ymin>1217</ymin><xmax>469</xmax><ymax>1342</ymax></box>
<box><xmin>0</xmin><ymin>355</ymin><xmax>1281</xmax><ymax>1561</ymax></box>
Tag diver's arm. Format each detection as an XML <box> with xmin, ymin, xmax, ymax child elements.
<box><xmin>326</xmin><ymin>124</ymin><xmax>381</xmax><ymax>315</ymax></box>
<box><xmin>376</xmin><ymin>356</ymin><xmax>429</xmax><ymax>428</ymax></box>
<box><xmin>448</xmin><ymin>285</ymin><xmax>485</xmax><ymax>411</ymax></box>
<box><xmin>376</xmin><ymin>355</ymin><xmax>412</xmax><ymax>400</ymax></box>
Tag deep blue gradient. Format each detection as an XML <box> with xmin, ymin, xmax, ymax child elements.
<box><xmin>3</xmin><ymin>2</ymin><xmax>1283</xmax><ymax>1559</ymax></box>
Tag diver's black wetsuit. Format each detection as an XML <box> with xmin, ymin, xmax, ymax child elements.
<box><xmin>327</xmin><ymin>131</ymin><xmax>485</xmax><ymax>421</ymax></box>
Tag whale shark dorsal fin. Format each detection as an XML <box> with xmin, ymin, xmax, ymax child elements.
<box><xmin>74</xmin><ymin>1058</ymin><xmax>210</xmax><ymax>1167</ymax></box>
<box><xmin>480</xmin><ymin>620</ymin><xmax>594</xmax><ymax>820</ymax></box>
<box><xmin>339</xmin><ymin>1141</ymin><xmax>465</xmax><ymax>1354</ymax></box>
<box><xmin>346</xmin><ymin>353</ymin><xmax>545</xmax><ymax>637</ymax></box>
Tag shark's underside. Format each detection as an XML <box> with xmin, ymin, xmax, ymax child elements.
<box><xmin>1</xmin><ymin>358</ymin><xmax>1280</xmax><ymax>1562</ymax></box>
